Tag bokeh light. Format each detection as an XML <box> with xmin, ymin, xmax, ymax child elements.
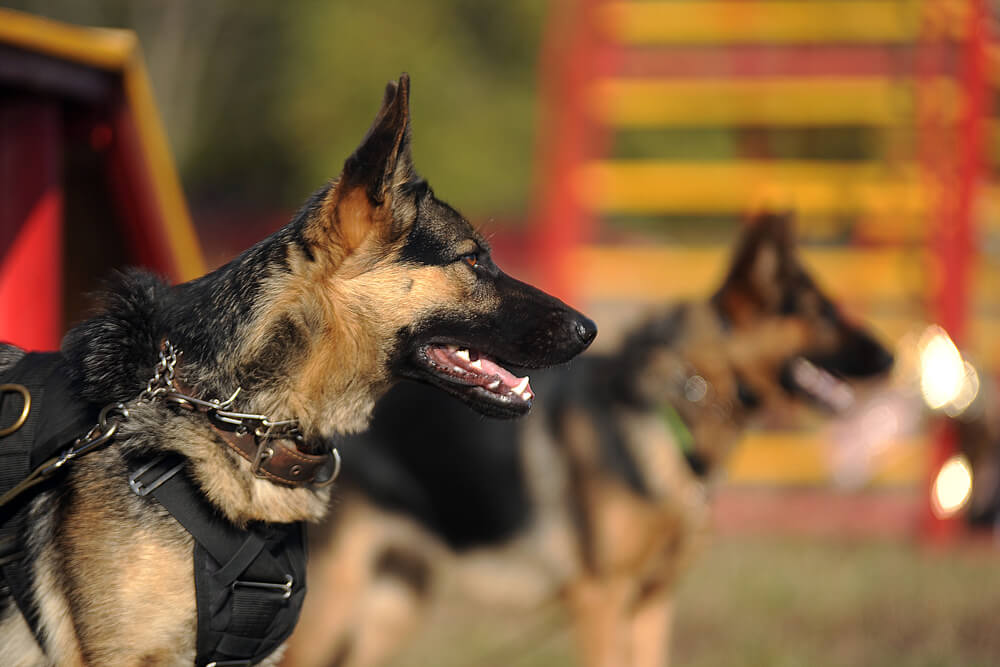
<box><xmin>931</xmin><ymin>454</ymin><xmax>974</xmax><ymax>519</ymax></box>
<box><xmin>917</xmin><ymin>325</ymin><xmax>979</xmax><ymax>416</ymax></box>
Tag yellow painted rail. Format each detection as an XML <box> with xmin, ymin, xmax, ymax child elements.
<box><xmin>567</xmin><ymin>245</ymin><xmax>922</xmax><ymax>304</ymax></box>
<box><xmin>578</xmin><ymin>160</ymin><xmax>931</xmax><ymax>217</ymax></box>
<box><xmin>590</xmin><ymin>77</ymin><xmax>960</xmax><ymax>128</ymax></box>
<box><xmin>727</xmin><ymin>432</ymin><xmax>927</xmax><ymax>486</ymax></box>
<box><xmin>599</xmin><ymin>1</ymin><xmax>965</xmax><ymax>46</ymax></box>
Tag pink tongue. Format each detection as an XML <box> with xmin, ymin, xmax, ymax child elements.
<box><xmin>429</xmin><ymin>346</ymin><xmax>532</xmax><ymax>394</ymax></box>
<box><xmin>477</xmin><ymin>357</ymin><xmax>519</xmax><ymax>388</ymax></box>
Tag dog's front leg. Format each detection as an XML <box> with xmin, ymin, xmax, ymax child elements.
<box><xmin>627</xmin><ymin>591</ymin><xmax>675</xmax><ymax>667</ymax></box>
<box><xmin>565</xmin><ymin>576</ymin><xmax>631</xmax><ymax>667</ymax></box>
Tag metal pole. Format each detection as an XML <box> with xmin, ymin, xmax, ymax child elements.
<box><xmin>921</xmin><ymin>0</ymin><xmax>988</xmax><ymax>542</ymax></box>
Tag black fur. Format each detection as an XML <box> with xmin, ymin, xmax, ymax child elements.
<box><xmin>61</xmin><ymin>209</ymin><xmax>319</xmax><ymax>406</ymax></box>
<box><xmin>398</xmin><ymin>187</ymin><xmax>473</xmax><ymax>266</ymax></box>
<box><xmin>61</xmin><ymin>270</ymin><xmax>171</xmax><ymax>404</ymax></box>
<box><xmin>340</xmin><ymin>379</ymin><xmax>529</xmax><ymax>550</ymax></box>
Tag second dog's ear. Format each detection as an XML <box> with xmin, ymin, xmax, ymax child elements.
<box><xmin>713</xmin><ymin>211</ymin><xmax>797</xmax><ymax>322</ymax></box>
<box><xmin>320</xmin><ymin>74</ymin><xmax>417</xmax><ymax>258</ymax></box>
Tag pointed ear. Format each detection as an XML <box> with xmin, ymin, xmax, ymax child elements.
<box><xmin>713</xmin><ymin>211</ymin><xmax>797</xmax><ymax>322</ymax></box>
<box><xmin>342</xmin><ymin>73</ymin><xmax>416</xmax><ymax>203</ymax></box>
<box><xmin>318</xmin><ymin>74</ymin><xmax>417</xmax><ymax>257</ymax></box>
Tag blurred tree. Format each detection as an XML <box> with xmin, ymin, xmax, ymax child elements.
<box><xmin>5</xmin><ymin>0</ymin><xmax>545</xmax><ymax>220</ymax></box>
<box><xmin>276</xmin><ymin>0</ymin><xmax>545</xmax><ymax>219</ymax></box>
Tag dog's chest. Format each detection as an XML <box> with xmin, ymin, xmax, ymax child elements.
<box><xmin>51</xmin><ymin>470</ymin><xmax>200</xmax><ymax>664</ymax></box>
<box><xmin>617</xmin><ymin>410</ymin><xmax>703</xmax><ymax>508</ymax></box>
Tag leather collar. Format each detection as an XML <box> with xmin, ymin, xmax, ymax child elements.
<box><xmin>208</xmin><ymin>419</ymin><xmax>336</xmax><ymax>487</ymax></box>
<box><xmin>171</xmin><ymin>380</ymin><xmax>338</xmax><ymax>488</ymax></box>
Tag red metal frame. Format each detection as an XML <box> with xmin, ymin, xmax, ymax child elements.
<box><xmin>529</xmin><ymin>0</ymin><xmax>619</xmax><ymax>304</ymax></box>
<box><xmin>919</xmin><ymin>0</ymin><xmax>989</xmax><ymax>542</ymax></box>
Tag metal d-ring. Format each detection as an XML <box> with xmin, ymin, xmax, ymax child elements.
<box><xmin>313</xmin><ymin>448</ymin><xmax>342</xmax><ymax>487</ymax></box>
<box><xmin>0</xmin><ymin>384</ymin><xmax>31</xmax><ymax>437</ymax></box>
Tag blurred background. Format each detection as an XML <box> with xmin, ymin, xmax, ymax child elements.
<box><xmin>1</xmin><ymin>1</ymin><xmax>1000</xmax><ymax>665</ymax></box>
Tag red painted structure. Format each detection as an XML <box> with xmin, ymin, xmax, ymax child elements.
<box><xmin>530</xmin><ymin>0</ymin><xmax>617</xmax><ymax>302</ymax></box>
<box><xmin>0</xmin><ymin>10</ymin><xmax>203</xmax><ymax>352</ymax></box>
<box><xmin>0</xmin><ymin>101</ymin><xmax>63</xmax><ymax>350</ymax></box>
<box><xmin>919</xmin><ymin>0</ymin><xmax>990</xmax><ymax>541</ymax></box>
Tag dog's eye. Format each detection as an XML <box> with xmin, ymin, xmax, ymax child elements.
<box><xmin>461</xmin><ymin>253</ymin><xmax>478</xmax><ymax>268</ymax></box>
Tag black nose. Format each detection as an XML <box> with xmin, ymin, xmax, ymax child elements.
<box><xmin>574</xmin><ymin>317</ymin><xmax>598</xmax><ymax>347</ymax></box>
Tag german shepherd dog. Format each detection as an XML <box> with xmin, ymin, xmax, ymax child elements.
<box><xmin>0</xmin><ymin>75</ymin><xmax>596</xmax><ymax>666</ymax></box>
<box><xmin>283</xmin><ymin>212</ymin><xmax>893</xmax><ymax>667</ymax></box>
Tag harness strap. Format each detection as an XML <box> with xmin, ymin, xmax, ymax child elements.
<box><xmin>0</xmin><ymin>352</ymin><xmax>98</xmax><ymax>647</ymax></box>
<box><xmin>129</xmin><ymin>454</ymin><xmax>307</xmax><ymax>667</ymax></box>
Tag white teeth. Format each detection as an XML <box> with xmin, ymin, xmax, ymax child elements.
<box><xmin>469</xmin><ymin>359</ymin><xmax>483</xmax><ymax>370</ymax></box>
<box><xmin>488</xmin><ymin>380</ymin><xmax>501</xmax><ymax>390</ymax></box>
<box><xmin>453</xmin><ymin>366</ymin><xmax>464</xmax><ymax>374</ymax></box>
<box><xmin>513</xmin><ymin>376</ymin><xmax>530</xmax><ymax>396</ymax></box>
<box><xmin>456</xmin><ymin>349</ymin><xmax>470</xmax><ymax>362</ymax></box>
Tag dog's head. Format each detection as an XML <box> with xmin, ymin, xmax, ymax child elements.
<box><xmin>291</xmin><ymin>75</ymin><xmax>595</xmax><ymax>420</ymax></box>
<box><xmin>708</xmin><ymin>211</ymin><xmax>893</xmax><ymax>412</ymax></box>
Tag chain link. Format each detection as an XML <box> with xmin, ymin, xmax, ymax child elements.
<box><xmin>138</xmin><ymin>340</ymin><xmax>180</xmax><ymax>403</ymax></box>
<box><xmin>144</xmin><ymin>341</ymin><xmax>305</xmax><ymax>444</ymax></box>
<box><xmin>30</xmin><ymin>341</ymin><xmax>180</xmax><ymax>482</ymax></box>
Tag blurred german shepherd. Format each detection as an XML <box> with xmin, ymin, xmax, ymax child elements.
<box><xmin>283</xmin><ymin>213</ymin><xmax>893</xmax><ymax>667</ymax></box>
<box><xmin>0</xmin><ymin>75</ymin><xmax>595</xmax><ymax>666</ymax></box>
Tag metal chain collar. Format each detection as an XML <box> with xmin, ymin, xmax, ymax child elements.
<box><xmin>52</xmin><ymin>340</ymin><xmax>185</xmax><ymax>471</ymax></box>
<box><xmin>147</xmin><ymin>342</ymin><xmax>339</xmax><ymax>485</ymax></box>
<box><xmin>140</xmin><ymin>341</ymin><xmax>304</xmax><ymax>443</ymax></box>
<box><xmin>138</xmin><ymin>340</ymin><xmax>180</xmax><ymax>403</ymax></box>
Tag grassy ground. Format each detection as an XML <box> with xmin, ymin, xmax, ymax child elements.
<box><xmin>385</xmin><ymin>536</ymin><xmax>1000</xmax><ymax>667</ymax></box>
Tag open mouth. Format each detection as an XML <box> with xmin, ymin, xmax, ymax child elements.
<box><xmin>414</xmin><ymin>343</ymin><xmax>534</xmax><ymax>417</ymax></box>
<box><xmin>789</xmin><ymin>357</ymin><xmax>854</xmax><ymax>413</ymax></box>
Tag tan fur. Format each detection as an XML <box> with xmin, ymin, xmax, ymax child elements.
<box><xmin>0</xmin><ymin>608</ymin><xmax>48</xmax><ymax>667</ymax></box>
<box><xmin>238</xmin><ymin>210</ymin><xmax>472</xmax><ymax>443</ymax></box>
<box><xmin>628</xmin><ymin>595</ymin><xmax>674</xmax><ymax>667</ymax></box>
<box><xmin>565</xmin><ymin>576</ymin><xmax>631</xmax><ymax>667</ymax></box>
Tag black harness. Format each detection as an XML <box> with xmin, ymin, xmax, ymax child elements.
<box><xmin>0</xmin><ymin>352</ymin><xmax>307</xmax><ymax>666</ymax></box>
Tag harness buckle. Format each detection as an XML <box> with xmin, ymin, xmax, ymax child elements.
<box><xmin>0</xmin><ymin>384</ymin><xmax>31</xmax><ymax>437</ymax></box>
<box><xmin>232</xmin><ymin>573</ymin><xmax>294</xmax><ymax>600</ymax></box>
<box><xmin>129</xmin><ymin>456</ymin><xmax>185</xmax><ymax>497</ymax></box>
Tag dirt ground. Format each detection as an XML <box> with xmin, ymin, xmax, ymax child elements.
<box><xmin>383</xmin><ymin>532</ymin><xmax>1000</xmax><ymax>667</ymax></box>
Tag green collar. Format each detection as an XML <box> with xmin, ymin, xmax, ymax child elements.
<box><xmin>661</xmin><ymin>403</ymin><xmax>695</xmax><ymax>455</ymax></box>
